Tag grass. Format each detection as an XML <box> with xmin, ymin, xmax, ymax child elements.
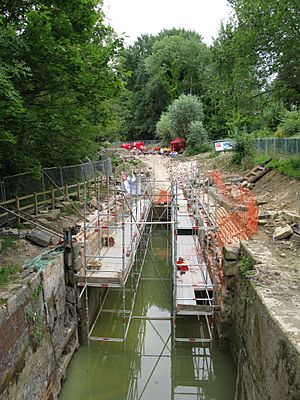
<box><xmin>251</xmin><ymin>152</ymin><xmax>300</xmax><ymax>179</ymax></box>
<box><xmin>0</xmin><ymin>265</ymin><xmax>21</xmax><ymax>286</ymax></box>
<box><xmin>1</xmin><ymin>237</ymin><xmax>17</xmax><ymax>252</ymax></box>
<box><xmin>11</xmin><ymin>223</ymin><xmax>27</xmax><ymax>229</ymax></box>
<box><xmin>60</xmin><ymin>201</ymin><xmax>83</xmax><ymax>216</ymax></box>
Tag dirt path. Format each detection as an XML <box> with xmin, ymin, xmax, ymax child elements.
<box><xmin>142</xmin><ymin>154</ymin><xmax>171</xmax><ymax>190</ymax></box>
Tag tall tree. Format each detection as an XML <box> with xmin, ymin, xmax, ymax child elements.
<box><xmin>0</xmin><ymin>0</ymin><xmax>125</xmax><ymax>176</ymax></box>
<box><xmin>123</xmin><ymin>29</ymin><xmax>212</xmax><ymax>139</ymax></box>
<box><xmin>231</xmin><ymin>0</ymin><xmax>300</xmax><ymax>106</ymax></box>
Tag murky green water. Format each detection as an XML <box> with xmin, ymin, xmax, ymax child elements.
<box><xmin>60</xmin><ymin>228</ymin><xmax>236</xmax><ymax>400</ymax></box>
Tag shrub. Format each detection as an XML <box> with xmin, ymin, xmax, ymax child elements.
<box><xmin>155</xmin><ymin>112</ymin><xmax>172</xmax><ymax>145</ymax></box>
<box><xmin>276</xmin><ymin>111</ymin><xmax>300</xmax><ymax>137</ymax></box>
<box><xmin>232</xmin><ymin>131</ymin><xmax>255</xmax><ymax>165</ymax></box>
<box><xmin>187</xmin><ymin>121</ymin><xmax>210</xmax><ymax>154</ymax></box>
<box><xmin>269</xmin><ymin>157</ymin><xmax>300</xmax><ymax>179</ymax></box>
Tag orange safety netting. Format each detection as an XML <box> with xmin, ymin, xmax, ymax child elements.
<box><xmin>211</xmin><ymin>170</ymin><xmax>258</xmax><ymax>246</ymax></box>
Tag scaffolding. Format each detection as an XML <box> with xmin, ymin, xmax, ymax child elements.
<box><xmin>75</xmin><ymin>157</ymin><xmax>218</xmax><ymax>349</ymax></box>
<box><xmin>76</xmin><ymin>166</ymin><xmax>154</xmax><ymax>343</ymax></box>
<box><xmin>171</xmin><ymin>166</ymin><xmax>218</xmax><ymax>344</ymax></box>
<box><xmin>171</xmin><ymin>344</ymin><xmax>214</xmax><ymax>400</ymax></box>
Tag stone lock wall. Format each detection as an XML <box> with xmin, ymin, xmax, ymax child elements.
<box><xmin>218</xmin><ymin>241</ymin><xmax>300</xmax><ymax>400</ymax></box>
<box><xmin>0</xmin><ymin>252</ymin><xmax>78</xmax><ymax>400</ymax></box>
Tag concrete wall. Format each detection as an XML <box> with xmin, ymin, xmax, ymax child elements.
<box><xmin>0</xmin><ymin>252</ymin><xmax>78</xmax><ymax>400</ymax></box>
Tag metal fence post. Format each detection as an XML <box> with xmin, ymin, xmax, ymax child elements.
<box><xmin>60</xmin><ymin>167</ymin><xmax>64</xmax><ymax>188</ymax></box>
<box><xmin>0</xmin><ymin>180</ymin><xmax>5</xmax><ymax>202</ymax></box>
<box><xmin>284</xmin><ymin>139</ymin><xmax>287</xmax><ymax>155</ymax></box>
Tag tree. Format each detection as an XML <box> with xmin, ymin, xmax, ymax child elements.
<box><xmin>0</xmin><ymin>0</ymin><xmax>125</xmax><ymax>176</ymax></box>
<box><xmin>155</xmin><ymin>112</ymin><xmax>172</xmax><ymax>145</ymax></box>
<box><xmin>187</xmin><ymin>121</ymin><xmax>209</xmax><ymax>154</ymax></box>
<box><xmin>123</xmin><ymin>29</ymin><xmax>212</xmax><ymax>139</ymax></box>
<box><xmin>167</xmin><ymin>94</ymin><xmax>204</xmax><ymax>139</ymax></box>
<box><xmin>145</xmin><ymin>33</ymin><xmax>210</xmax><ymax>100</ymax></box>
<box><xmin>231</xmin><ymin>0</ymin><xmax>300</xmax><ymax>107</ymax></box>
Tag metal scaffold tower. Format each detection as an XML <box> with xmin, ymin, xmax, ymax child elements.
<box><xmin>77</xmin><ymin>166</ymin><xmax>154</xmax><ymax>343</ymax></box>
<box><xmin>171</xmin><ymin>165</ymin><xmax>218</xmax><ymax>344</ymax></box>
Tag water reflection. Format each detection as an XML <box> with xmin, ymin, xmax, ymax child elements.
<box><xmin>60</xmin><ymin>229</ymin><xmax>236</xmax><ymax>400</ymax></box>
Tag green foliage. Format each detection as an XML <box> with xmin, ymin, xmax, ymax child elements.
<box><xmin>251</xmin><ymin>151</ymin><xmax>300</xmax><ymax>179</ymax></box>
<box><xmin>32</xmin><ymin>283</ymin><xmax>43</xmax><ymax>301</ymax></box>
<box><xmin>275</xmin><ymin>111</ymin><xmax>300</xmax><ymax>137</ymax></box>
<box><xmin>261</xmin><ymin>102</ymin><xmax>285</xmax><ymax>131</ymax></box>
<box><xmin>239</xmin><ymin>255</ymin><xmax>253</xmax><ymax>279</ymax></box>
<box><xmin>186</xmin><ymin>121</ymin><xmax>210</xmax><ymax>154</ymax></box>
<box><xmin>0</xmin><ymin>1</ymin><xmax>125</xmax><ymax>176</ymax></box>
<box><xmin>25</xmin><ymin>311</ymin><xmax>47</xmax><ymax>349</ymax></box>
<box><xmin>155</xmin><ymin>112</ymin><xmax>172</xmax><ymax>145</ymax></box>
<box><xmin>269</xmin><ymin>158</ymin><xmax>300</xmax><ymax>179</ymax></box>
<box><xmin>0</xmin><ymin>264</ymin><xmax>21</xmax><ymax>285</ymax></box>
<box><xmin>231</xmin><ymin>0</ymin><xmax>300</xmax><ymax>107</ymax></box>
<box><xmin>232</xmin><ymin>130</ymin><xmax>255</xmax><ymax>165</ymax></box>
<box><xmin>25</xmin><ymin>280</ymin><xmax>47</xmax><ymax>349</ymax></box>
<box><xmin>1</xmin><ymin>236</ymin><xmax>17</xmax><ymax>252</ymax></box>
<box><xmin>123</xmin><ymin>29</ymin><xmax>211</xmax><ymax>139</ymax></box>
<box><xmin>167</xmin><ymin>94</ymin><xmax>204</xmax><ymax>139</ymax></box>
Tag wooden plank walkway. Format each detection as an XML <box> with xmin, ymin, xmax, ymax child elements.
<box><xmin>175</xmin><ymin>235</ymin><xmax>213</xmax><ymax>315</ymax></box>
<box><xmin>76</xmin><ymin>198</ymin><xmax>151</xmax><ymax>286</ymax></box>
<box><xmin>177</xmin><ymin>189</ymin><xmax>195</xmax><ymax>232</ymax></box>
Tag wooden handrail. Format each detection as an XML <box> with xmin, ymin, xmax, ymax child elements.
<box><xmin>0</xmin><ymin>179</ymin><xmax>100</xmax><ymax>220</ymax></box>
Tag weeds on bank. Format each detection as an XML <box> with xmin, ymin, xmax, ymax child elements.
<box><xmin>250</xmin><ymin>152</ymin><xmax>300</xmax><ymax>179</ymax></box>
<box><xmin>60</xmin><ymin>201</ymin><xmax>83</xmax><ymax>216</ymax></box>
<box><xmin>240</xmin><ymin>255</ymin><xmax>255</xmax><ymax>305</ymax></box>
<box><xmin>12</xmin><ymin>223</ymin><xmax>27</xmax><ymax>229</ymax></box>
<box><xmin>239</xmin><ymin>255</ymin><xmax>253</xmax><ymax>280</ymax></box>
<box><xmin>0</xmin><ymin>264</ymin><xmax>21</xmax><ymax>286</ymax></box>
<box><xmin>1</xmin><ymin>237</ymin><xmax>17</xmax><ymax>252</ymax></box>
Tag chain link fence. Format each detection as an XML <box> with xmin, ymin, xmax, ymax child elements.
<box><xmin>0</xmin><ymin>158</ymin><xmax>112</xmax><ymax>202</ymax></box>
<box><xmin>254</xmin><ymin>138</ymin><xmax>300</xmax><ymax>155</ymax></box>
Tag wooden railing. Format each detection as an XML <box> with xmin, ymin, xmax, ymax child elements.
<box><xmin>0</xmin><ymin>178</ymin><xmax>105</xmax><ymax>223</ymax></box>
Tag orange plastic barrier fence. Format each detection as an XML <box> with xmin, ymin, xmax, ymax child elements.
<box><xmin>211</xmin><ymin>170</ymin><xmax>258</xmax><ymax>246</ymax></box>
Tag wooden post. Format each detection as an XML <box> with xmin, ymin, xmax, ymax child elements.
<box><xmin>16</xmin><ymin>196</ymin><xmax>20</xmax><ymax>224</ymax></box>
<box><xmin>77</xmin><ymin>182</ymin><xmax>81</xmax><ymax>201</ymax></box>
<box><xmin>34</xmin><ymin>192</ymin><xmax>38</xmax><ymax>215</ymax></box>
<box><xmin>94</xmin><ymin>179</ymin><xmax>97</xmax><ymax>193</ymax></box>
<box><xmin>51</xmin><ymin>188</ymin><xmax>55</xmax><ymax>210</ymax></box>
<box><xmin>64</xmin><ymin>185</ymin><xmax>68</xmax><ymax>201</ymax></box>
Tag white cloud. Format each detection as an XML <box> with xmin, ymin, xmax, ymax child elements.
<box><xmin>103</xmin><ymin>0</ymin><xmax>232</xmax><ymax>45</ymax></box>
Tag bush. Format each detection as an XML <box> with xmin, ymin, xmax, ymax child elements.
<box><xmin>187</xmin><ymin>121</ymin><xmax>210</xmax><ymax>154</ymax></box>
<box><xmin>232</xmin><ymin>131</ymin><xmax>255</xmax><ymax>165</ymax></box>
<box><xmin>155</xmin><ymin>112</ymin><xmax>172</xmax><ymax>145</ymax></box>
<box><xmin>269</xmin><ymin>157</ymin><xmax>300</xmax><ymax>179</ymax></box>
<box><xmin>250</xmin><ymin>128</ymin><xmax>273</xmax><ymax>138</ymax></box>
<box><xmin>276</xmin><ymin>111</ymin><xmax>300</xmax><ymax>137</ymax></box>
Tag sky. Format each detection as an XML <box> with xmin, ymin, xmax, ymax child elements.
<box><xmin>103</xmin><ymin>0</ymin><xmax>232</xmax><ymax>46</ymax></box>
